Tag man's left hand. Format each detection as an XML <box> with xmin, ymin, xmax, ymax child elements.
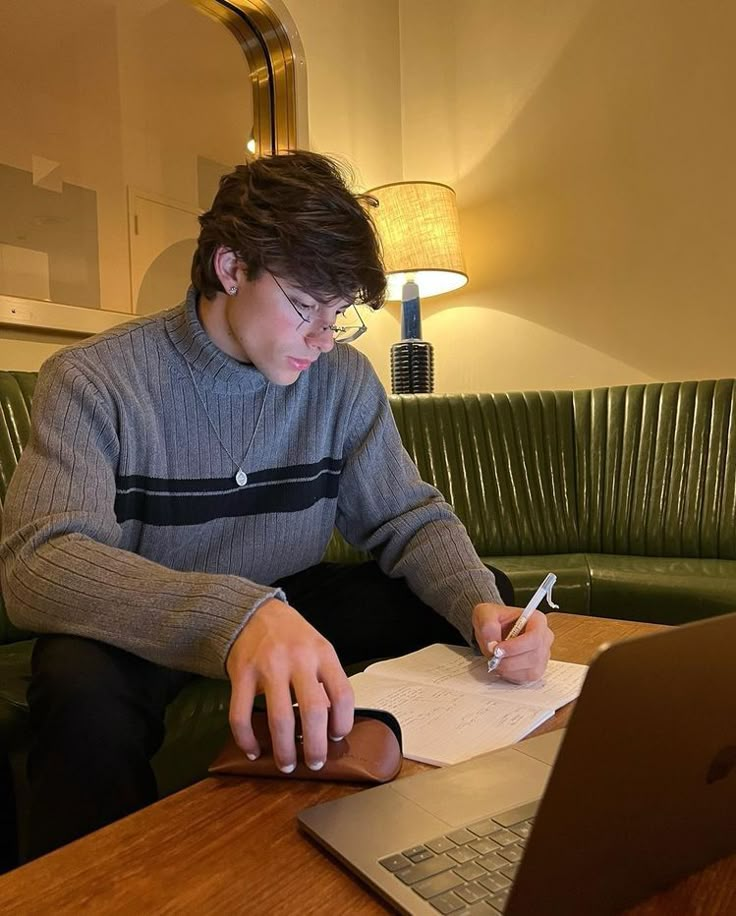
<box><xmin>472</xmin><ymin>603</ymin><xmax>554</xmax><ymax>683</ymax></box>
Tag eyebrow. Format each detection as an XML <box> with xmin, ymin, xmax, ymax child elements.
<box><xmin>279</xmin><ymin>277</ymin><xmax>348</xmax><ymax>313</ymax></box>
<box><xmin>294</xmin><ymin>292</ymin><xmax>347</xmax><ymax>313</ymax></box>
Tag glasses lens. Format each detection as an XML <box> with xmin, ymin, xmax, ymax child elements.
<box><xmin>332</xmin><ymin>304</ymin><xmax>366</xmax><ymax>343</ymax></box>
<box><xmin>333</xmin><ymin>327</ymin><xmax>362</xmax><ymax>343</ymax></box>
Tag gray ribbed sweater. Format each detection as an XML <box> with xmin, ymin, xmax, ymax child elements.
<box><xmin>0</xmin><ymin>289</ymin><xmax>501</xmax><ymax>678</ymax></box>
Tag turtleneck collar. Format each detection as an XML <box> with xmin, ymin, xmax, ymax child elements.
<box><xmin>164</xmin><ymin>286</ymin><xmax>269</xmax><ymax>393</ymax></box>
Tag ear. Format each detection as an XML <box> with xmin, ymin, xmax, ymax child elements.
<box><xmin>212</xmin><ymin>247</ymin><xmax>242</xmax><ymax>292</ymax></box>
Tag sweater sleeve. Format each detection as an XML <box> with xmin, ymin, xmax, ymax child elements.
<box><xmin>335</xmin><ymin>358</ymin><xmax>503</xmax><ymax>647</ymax></box>
<box><xmin>0</xmin><ymin>356</ymin><xmax>283</xmax><ymax>678</ymax></box>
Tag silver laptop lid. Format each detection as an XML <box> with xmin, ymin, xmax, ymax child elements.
<box><xmin>506</xmin><ymin>610</ymin><xmax>736</xmax><ymax>915</ymax></box>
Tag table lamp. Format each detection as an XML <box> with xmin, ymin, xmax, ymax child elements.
<box><xmin>367</xmin><ymin>181</ymin><xmax>468</xmax><ymax>393</ymax></box>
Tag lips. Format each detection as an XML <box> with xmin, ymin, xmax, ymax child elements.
<box><xmin>287</xmin><ymin>357</ymin><xmax>313</xmax><ymax>371</ymax></box>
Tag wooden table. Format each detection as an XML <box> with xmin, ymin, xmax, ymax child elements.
<box><xmin>1</xmin><ymin>613</ymin><xmax>734</xmax><ymax>914</ymax></box>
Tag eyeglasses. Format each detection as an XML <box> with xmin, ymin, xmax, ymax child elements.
<box><xmin>271</xmin><ymin>274</ymin><xmax>367</xmax><ymax>344</ymax></box>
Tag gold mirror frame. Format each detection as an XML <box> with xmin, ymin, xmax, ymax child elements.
<box><xmin>0</xmin><ymin>0</ymin><xmax>300</xmax><ymax>339</ymax></box>
<box><xmin>191</xmin><ymin>0</ymin><xmax>298</xmax><ymax>153</ymax></box>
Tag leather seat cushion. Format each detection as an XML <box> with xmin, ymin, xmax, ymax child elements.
<box><xmin>586</xmin><ymin>555</ymin><xmax>736</xmax><ymax>624</ymax></box>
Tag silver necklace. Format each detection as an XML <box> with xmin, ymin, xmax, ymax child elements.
<box><xmin>186</xmin><ymin>363</ymin><xmax>269</xmax><ymax>487</ymax></box>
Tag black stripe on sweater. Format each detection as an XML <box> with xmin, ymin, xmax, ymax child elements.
<box><xmin>114</xmin><ymin>458</ymin><xmax>343</xmax><ymax>526</ymax></box>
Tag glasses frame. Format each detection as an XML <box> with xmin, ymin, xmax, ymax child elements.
<box><xmin>271</xmin><ymin>274</ymin><xmax>367</xmax><ymax>344</ymax></box>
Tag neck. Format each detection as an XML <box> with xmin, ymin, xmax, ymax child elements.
<box><xmin>196</xmin><ymin>292</ymin><xmax>250</xmax><ymax>363</ymax></box>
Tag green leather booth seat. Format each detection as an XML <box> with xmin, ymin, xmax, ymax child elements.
<box><xmin>481</xmin><ymin>555</ymin><xmax>736</xmax><ymax>623</ymax></box>
<box><xmin>3</xmin><ymin>372</ymin><xmax>736</xmax><ymax>867</ymax></box>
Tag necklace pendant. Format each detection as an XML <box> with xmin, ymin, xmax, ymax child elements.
<box><xmin>235</xmin><ymin>469</ymin><xmax>248</xmax><ymax>487</ymax></box>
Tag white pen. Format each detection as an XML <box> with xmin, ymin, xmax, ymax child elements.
<box><xmin>487</xmin><ymin>572</ymin><xmax>559</xmax><ymax>673</ymax></box>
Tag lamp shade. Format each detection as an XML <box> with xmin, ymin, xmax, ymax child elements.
<box><xmin>368</xmin><ymin>181</ymin><xmax>468</xmax><ymax>300</ymax></box>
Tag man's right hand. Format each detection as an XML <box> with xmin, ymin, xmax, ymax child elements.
<box><xmin>225</xmin><ymin>598</ymin><xmax>354</xmax><ymax>773</ymax></box>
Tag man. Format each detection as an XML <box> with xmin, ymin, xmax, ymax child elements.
<box><xmin>0</xmin><ymin>151</ymin><xmax>552</xmax><ymax>857</ymax></box>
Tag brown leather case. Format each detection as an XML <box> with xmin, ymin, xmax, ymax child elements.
<box><xmin>208</xmin><ymin>708</ymin><xmax>403</xmax><ymax>784</ymax></box>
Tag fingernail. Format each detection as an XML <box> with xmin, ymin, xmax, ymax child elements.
<box><xmin>487</xmin><ymin>641</ymin><xmax>498</xmax><ymax>654</ymax></box>
<box><xmin>279</xmin><ymin>762</ymin><xmax>296</xmax><ymax>774</ymax></box>
<box><xmin>307</xmin><ymin>760</ymin><xmax>325</xmax><ymax>771</ymax></box>
<box><xmin>329</xmin><ymin>734</ymin><xmax>345</xmax><ymax>742</ymax></box>
<box><xmin>246</xmin><ymin>752</ymin><xmax>259</xmax><ymax>761</ymax></box>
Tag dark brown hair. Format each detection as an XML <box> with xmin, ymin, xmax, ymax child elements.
<box><xmin>191</xmin><ymin>150</ymin><xmax>386</xmax><ymax>309</ymax></box>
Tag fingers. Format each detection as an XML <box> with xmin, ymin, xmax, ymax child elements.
<box><xmin>293</xmin><ymin>657</ymin><xmax>354</xmax><ymax>770</ymax></box>
<box><xmin>228</xmin><ymin>672</ymin><xmax>260</xmax><ymax>760</ymax></box>
<box><xmin>291</xmin><ymin>676</ymin><xmax>330</xmax><ymax>771</ymax></box>
<box><xmin>474</xmin><ymin>603</ymin><xmax>555</xmax><ymax>684</ymax></box>
<box><xmin>226</xmin><ymin>600</ymin><xmax>351</xmax><ymax>773</ymax></box>
<box><xmin>265</xmin><ymin>683</ymin><xmax>298</xmax><ymax>772</ymax></box>
<box><xmin>473</xmin><ymin>602</ymin><xmax>521</xmax><ymax>657</ymax></box>
<box><xmin>321</xmin><ymin>658</ymin><xmax>355</xmax><ymax>743</ymax></box>
<box><xmin>493</xmin><ymin>612</ymin><xmax>555</xmax><ymax>683</ymax></box>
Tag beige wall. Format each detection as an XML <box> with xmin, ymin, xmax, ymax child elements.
<box><xmin>398</xmin><ymin>0</ymin><xmax>736</xmax><ymax>392</ymax></box>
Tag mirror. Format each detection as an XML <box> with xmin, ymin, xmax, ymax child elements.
<box><xmin>0</xmin><ymin>0</ymin><xmax>297</xmax><ymax>333</ymax></box>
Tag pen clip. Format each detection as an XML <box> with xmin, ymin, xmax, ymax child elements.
<box><xmin>540</xmin><ymin>572</ymin><xmax>559</xmax><ymax>610</ymax></box>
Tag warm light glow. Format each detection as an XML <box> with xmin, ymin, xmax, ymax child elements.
<box><xmin>385</xmin><ymin>270</ymin><xmax>467</xmax><ymax>300</ymax></box>
<box><xmin>246</xmin><ymin>135</ymin><xmax>257</xmax><ymax>154</ymax></box>
<box><xmin>368</xmin><ymin>181</ymin><xmax>468</xmax><ymax>300</ymax></box>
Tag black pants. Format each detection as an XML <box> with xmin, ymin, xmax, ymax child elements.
<box><xmin>25</xmin><ymin>562</ymin><xmax>513</xmax><ymax>859</ymax></box>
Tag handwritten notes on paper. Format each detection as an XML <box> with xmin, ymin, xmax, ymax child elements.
<box><xmin>349</xmin><ymin>644</ymin><xmax>588</xmax><ymax>766</ymax></box>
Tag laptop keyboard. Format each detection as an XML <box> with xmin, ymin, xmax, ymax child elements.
<box><xmin>378</xmin><ymin>800</ymin><xmax>538</xmax><ymax>914</ymax></box>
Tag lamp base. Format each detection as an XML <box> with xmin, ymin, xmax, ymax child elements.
<box><xmin>391</xmin><ymin>340</ymin><xmax>435</xmax><ymax>394</ymax></box>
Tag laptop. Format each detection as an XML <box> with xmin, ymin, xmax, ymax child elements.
<box><xmin>298</xmin><ymin>611</ymin><xmax>736</xmax><ymax>915</ymax></box>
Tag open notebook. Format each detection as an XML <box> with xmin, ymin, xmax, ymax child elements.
<box><xmin>349</xmin><ymin>644</ymin><xmax>588</xmax><ymax>766</ymax></box>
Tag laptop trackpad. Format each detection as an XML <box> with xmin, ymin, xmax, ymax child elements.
<box><xmin>389</xmin><ymin>746</ymin><xmax>553</xmax><ymax>826</ymax></box>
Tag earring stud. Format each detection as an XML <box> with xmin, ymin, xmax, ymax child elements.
<box><xmin>229</xmin><ymin>286</ymin><xmax>239</xmax><ymax>295</ymax></box>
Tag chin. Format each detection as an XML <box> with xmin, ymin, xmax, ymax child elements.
<box><xmin>263</xmin><ymin>367</ymin><xmax>301</xmax><ymax>386</ymax></box>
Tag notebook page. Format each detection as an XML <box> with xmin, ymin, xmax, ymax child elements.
<box><xmin>350</xmin><ymin>672</ymin><xmax>553</xmax><ymax>766</ymax></box>
<box><xmin>364</xmin><ymin>644</ymin><xmax>588</xmax><ymax>711</ymax></box>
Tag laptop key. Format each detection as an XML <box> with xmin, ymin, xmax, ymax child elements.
<box><xmin>428</xmin><ymin>891</ymin><xmax>467</xmax><ymax>914</ymax></box>
<box><xmin>510</xmin><ymin>821</ymin><xmax>532</xmax><ymax>839</ymax></box>
<box><xmin>455</xmin><ymin>881</ymin><xmax>490</xmax><ymax>904</ymax></box>
<box><xmin>468</xmin><ymin>818</ymin><xmax>497</xmax><ymax>837</ymax></box>
<box><xmin>395</xmin><ymin>853</ymin><xmax>455</xmax><ymax>885</ymax></box>
<box><xmin>476</xmin><ymin>852</ymin><xmax>507</xmax><ymax>872</ymax></box>
<box><xmin>413</xmin><ymin>870</ymin><xmax>465</xmax><ymax>899</ymax></box>
<box><xmin>427</xmin><ymin>836</ymin><xmax>458</xmax><ymax>854</ymax></box>
<box><xmin>492</xmin><ymin>800</ymin><xmax>540</xmax><ymax>828</ymax></box>
<box><xmin>453</xmin><ymin>862</ymin><xmax>487</xmax><ymax>882</ymax></box>
<box><xmin>486</xmin><ymin>888</ymin><xmax>510</xmax><ymax>912</ymax></box>
<box><xmin>408</xmin><ymin>849</ymin><xmax>436</xmax><ymax>863</ymax></box>
<box><xmin>469</xmin><ymin>838</ymin><xmax>501</xmax><ymax>855</ymax></box>
<box><xmin>478</xmin><ymin>872</ymin><xmax>511</xmax><ymax>893</ymax></box>
<box><xmin>448</xmin><ymin>846</ymin><xmax>479</xmax><ymax>864</ymax></box>
<box><xmin>447</xmin><ymin>828</ymin><xmax>477</xmax><ymax>845</ymax></box>
<box><xmin>498</xmin><ymin>843</ymin><xmax>523</xmax><ymax>863</ymax></box>
<box><xmin>488</xmin><ymin>829</ymin><xmax>516</xmax><ymax>846</ymax></box>
<box><xmin>403</xmin><ymin>844</ymin><xmax>432</xmax><ymax>859</ymax></box>
<box><xmin>379</xmin><ymin>853</ymin><xmax>412</xmax><ymax>873</ymax></box>
<box><xmin>499</xmin><ymin>864</ymin><xmax>518</xmax><ymax>881</ymax></box>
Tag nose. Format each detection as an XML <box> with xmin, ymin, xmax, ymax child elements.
<box><xmin>306</xmin><ymin>323</ymin><xmax>335</xmax><ymax>353</ymax></box>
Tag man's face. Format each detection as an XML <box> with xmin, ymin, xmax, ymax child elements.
<box><xmin>223</xmin><ymin>270</ymin><xmax>348</xmax><ymax>386</ymax></box>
